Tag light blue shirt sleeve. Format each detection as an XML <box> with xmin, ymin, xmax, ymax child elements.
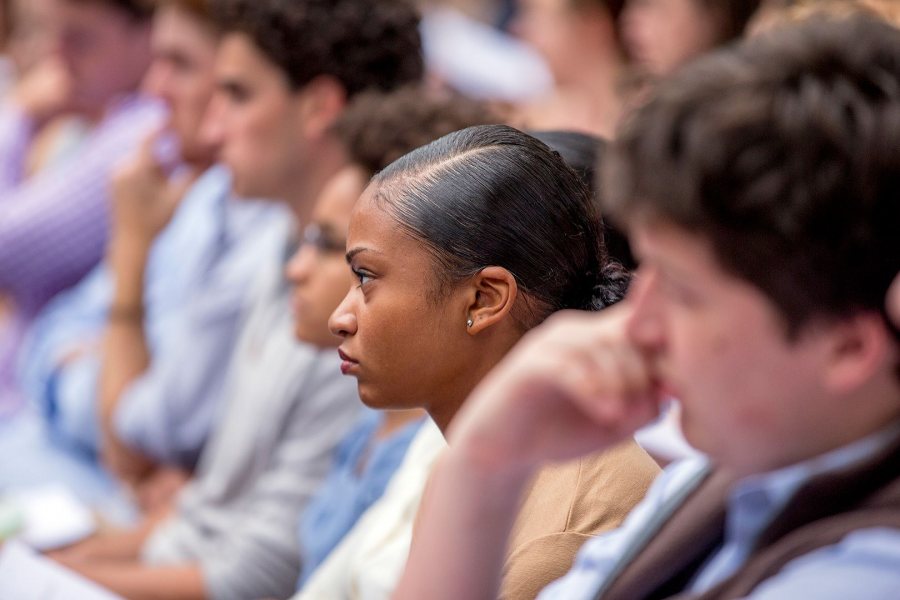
<box><xmin>113</xmin><ymin>285</ymin><xmax>249</xmax><ymax>466</ymax></box>
<box><xmin>18</xmin><ymin>166</ymin><xmax>229</xmax><ymax>455</ymax></box>
<box><xmin>114</xmin><ymin>204</ymin><xmax>288</xmax><ymax>467</ymax></box>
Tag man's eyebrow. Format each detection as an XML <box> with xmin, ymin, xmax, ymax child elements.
<box><xmin>217</xmin><ymin>78</ymin><xmax>244</xmax><ymax>93</ymax></box>
<box><xmin>317</xmin><ymin>223</ymin><xmax>339</xmax><ymax>236</ymax></box>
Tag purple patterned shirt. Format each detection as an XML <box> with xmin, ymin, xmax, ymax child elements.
<box><xmin>0</xmin><ymin>94</ymin><xmax>164</xmax><ymax>411</ymax></box>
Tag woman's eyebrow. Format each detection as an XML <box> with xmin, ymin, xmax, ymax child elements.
<box><xmin>346</xmin><ymin>247</ymin><xmax>368</xmax><ymax>263</ymax></box>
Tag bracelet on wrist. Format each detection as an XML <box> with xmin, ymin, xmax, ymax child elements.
<box><xmin>107</xmin><ymin>304</ymin><xmax>144</xmax><ymax>322</ymax></box>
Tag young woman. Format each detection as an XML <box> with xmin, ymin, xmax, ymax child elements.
<box><xmin>328</xmin><ymin>124</ymin><xmax>659</xmax><ymax>599</ymax></box>
<box><xmin>285</xmin><ymin>84</ymin><xmax>492</xmax><ymax>588</ymax></box>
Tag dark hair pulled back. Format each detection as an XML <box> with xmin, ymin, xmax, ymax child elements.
<box><xmin>372</xmin><ymin>124</ymin><xmax>625</xmax><ymax>327</ymax></box>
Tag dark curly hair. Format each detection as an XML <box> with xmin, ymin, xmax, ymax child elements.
<box><xmin>604</xmin><ymin>13</ymin><xmax>900</xmax><ymax>340</ymax></box>
<box><xmin>152</xmin><ymin>0</ymin><xmax>210</xmax><ymax>20</ymax></box>
<box><xmin>332</xmin><ymin>86</ymin><xmax>496</xmax><ymax>177</ymax></box>
<box><xmin>211</xmin><ymin>0</ymin><xmax>423</xmax><ymax>97</ymax></box>
<box><xmin>71</xmin><ymin>0</ymin><xmax>154</xmax><ymax>20</ymax></box>
<box><xmin>700</xmin><ymin>0</ymin><xmax>763</xmax><ymax>41</ymax></box>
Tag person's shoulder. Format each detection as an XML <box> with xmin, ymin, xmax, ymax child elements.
<box><xmin>746</xmin><ymin>527</ymin><xmax>900</xmax><ymax>599</ymax></box>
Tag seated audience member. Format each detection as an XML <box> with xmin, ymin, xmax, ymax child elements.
<box><xmin>511</xmin><ymin>0</ymin><xmax>626</xmax><ymax>137</ymax></box>
<box><xmin>50</xmin><ymin>307</ymin><xmax>358</xmax><ymax>600</ymax></box>
<box><xmin>38</xmin><ymin>88</ymin><xmax>474</xmax><ymax>600</ymax></box>
<box><xmin>7</xmin><ymin>0</ymin><xmax>280</xmax><ymax>512</ymax></box>
<box><xmin>0</xmin><ymin>0</ymin><xmax>161</xmax><ymax>413</ymax></box>
<box><xmin>299</xmin><ymin>125</ymin><xmax>659</xmax><ymax>600</ymax></box>
<box><xmin>22</xmin><ymin>0</ymin><xmax>423</xmax><ymax>505</ymax></box>
<box><xmin>40</xmin><ymin>1</ymin><xmax>425</xmax><ymax>598</ymax></box>
<box><xmin>621</xmin><ymin>0</ymin><xmax>762</xmax><ymax>78</ymax></box>
<box><xmin>286</xmin><ymin>85</ymin><xmax>494</xmax><ymax>588</ymax></box>
<box><xmin>2</xmin><ymin>0</ymin><xmax>90</xmax><ymax>181</ymax></box>
<box><xmin>394</xmin><ymin>13</ymin><xmax>900</xmax><ymax>600</ymax></box>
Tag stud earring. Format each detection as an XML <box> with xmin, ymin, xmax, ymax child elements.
<box><xmin>466</xmin><ymin>318</ymin><xmax>474</xmax><ymax>328</ymax></box>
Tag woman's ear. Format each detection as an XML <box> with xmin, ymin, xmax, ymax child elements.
<box><xmin>464</xmin><ymin>266</ymin><xmax>518</xmax><ymax>335</ymax></box>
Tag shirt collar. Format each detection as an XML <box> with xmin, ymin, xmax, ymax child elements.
<box><xmin>730</xmin><ymin>420</ymin><xmax>900</xmax><ymax>523</ymax></box>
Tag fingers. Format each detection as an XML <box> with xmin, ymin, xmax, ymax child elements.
<box><xmin>450</xmin><ymin>305</ymin><xmax>664</xmax><ymax>470</ymax></box>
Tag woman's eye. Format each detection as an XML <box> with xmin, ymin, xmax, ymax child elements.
<box><xmin>352</xmin><ymin>267</ymin><xmax>373</xmax><ymax>287</ymax></box>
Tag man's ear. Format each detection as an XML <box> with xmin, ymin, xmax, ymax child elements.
<box><xmin>295</xmin><ymin>75</ymin><xmax>347</xmax><ymax>140</ymax></box>
<box><xmin>823</xmin><ymin>311</ymin><xmax>894</xmax><ymax>394</ymax></box>
<box><xmin>463</xmin><ymin>266</ymin><xmax>518</xmax><ymax>335</ymax></box>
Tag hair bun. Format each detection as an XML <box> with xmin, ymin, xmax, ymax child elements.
<box><xmin>589</xmin><ymin>262</ymin><xmax>631</xmax><ymax>311</ymax></box>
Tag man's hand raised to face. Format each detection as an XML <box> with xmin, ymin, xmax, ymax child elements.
<box><xmin>446</xmin><ymin>303</ymin><xmax>665</xmax><ymax>478</ymax></box>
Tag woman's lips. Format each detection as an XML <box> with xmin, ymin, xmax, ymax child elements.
<box><xmin>337</xmin><ymin>348</ymin><xmax>359</xmax><ymax>375</ymax></box>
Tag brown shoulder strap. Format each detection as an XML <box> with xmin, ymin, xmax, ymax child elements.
<box><xmin>698</xmin><ymin>433</ymin><xmax>900</xmax><ymax>599</ymax></box>
<box><xmin>599</xmin><ymin>467</ymin><xmax>735</xmax><ymax>600</ymax></box>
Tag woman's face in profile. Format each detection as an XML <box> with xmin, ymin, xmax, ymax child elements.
<box><xmin>286</xmin><ymin>165</ymin><xmax>367</xmax><ymax>348</ymax></box>
<box><xmin>328</xmin><ymin>184</ymin><xmax>472</xmax><ymax>412</ymax></box>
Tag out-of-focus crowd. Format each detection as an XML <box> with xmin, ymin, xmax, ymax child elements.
<box><xmin>0</xmin><ymin>1</ymin><xmax>898</xmax><ymax>599</ymax></box>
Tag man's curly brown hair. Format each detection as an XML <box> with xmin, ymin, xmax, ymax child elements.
<box><xmin>211</xmin><ymin>0</ymin><xmax>423</xmax><ymax>98</ymax></box>
<box><xmin>70</xmin><ymin>0</ymin><xmax>154</xmax><ymax>20</ymax></box>
<box><xmin>331</xmin><ymin>86</ymin><xmax>496</xmax><ymax>176</ymax></box>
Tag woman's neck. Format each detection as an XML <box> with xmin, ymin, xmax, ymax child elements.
<box><xmin>375</xmin><ymin>408</ymin><xmax>427</xmax><ymax>441</ymax></box>
<box><xmin>428</xmin><ymin>331</ymin><xmax>523</xmax><ymax>436</ymax></box>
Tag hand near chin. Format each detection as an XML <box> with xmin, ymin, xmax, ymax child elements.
<box><xmin>447</xmin><ymin>304</ymin><xmax>663</xmax><ymax>477</ymax></box>
<box><xmin>110</xmin><ymin>131</ymin><xmax>197</xmax><ymax>251</ymax></box>
<box><xmin>11</xmin><ymin>57</ymin><xmax>75</xmax><ymax>125</ymax></box>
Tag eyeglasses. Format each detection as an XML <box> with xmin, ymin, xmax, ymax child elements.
<box><xmin>300</xmin><ymin>223</ymin><xmax>346</xmax><ymax>255</ymax></box>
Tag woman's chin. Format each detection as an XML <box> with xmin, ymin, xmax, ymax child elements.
<box><xmin>358</xmin><ymin>385</ymin><xmax>409</xmax><ymax>412</ymax></box>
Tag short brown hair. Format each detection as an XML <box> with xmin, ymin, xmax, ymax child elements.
<box><xmin>71</xmin><ymin>0</ymin><xmax>154</xmax><ymax>20</ymax></box>
<box><xmin>153</xmin><ymin>0</ymin><xmax>209</xmax><ymax>20</ymax></box>
<box><xmin>332</xmin><ymin>86</ymin><xmax>495</xmax><ymax>177</ymax></box>
<box><xmin>605</xmin><ymin>14</ymin><xmax>900</xmax><ymax>338</ymax></box>
<box><xmin>699</xmin><ymin>0</ymin><xmax>764</xmax><ymax>41</ymax></box>
<box><xmin>212</xmin><ymin>0</ymin><xmax>423</xmax><ymax>97</ymax></box>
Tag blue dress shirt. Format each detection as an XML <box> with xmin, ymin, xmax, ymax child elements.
<box><xmin>296</xmin><ymin>410</ymin><xmax>424</xmax><ymax>587</ymax></box>
<box><xmin>17</xmin><ymin>165</ymin><xmax>286</xmax><ymax>465</ymax></box>
<box><xmin>539</xmin><ymin>424</ymin><xmax>900</xmax><ymax>600</ymax></box>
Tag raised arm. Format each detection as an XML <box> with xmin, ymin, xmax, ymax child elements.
<box><xmin>394</xmin><ymin>305</ymin><xmax>662</xmax><ymax>600</ymax></box>
<box><xmin>98</xmin><ymin>137</ymin><xmax>195</xmax><ymax>482</ymax></box>
<box><xmin>0</xmin><ymin>89</ymin><xmax>161</xmax><ymax>310</ymax></box>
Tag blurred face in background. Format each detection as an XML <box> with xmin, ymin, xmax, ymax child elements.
<box><xmin>48</xmin><ymin>0</ymin><xmax>152</xmax><ymax>114</ymax></box>
<box><xmin>622</xmin><ymin>0</ymin><xmax>722</xmax><ymax>76</ymax></box>
<box><xmin>286</xmin><ymin>165</ymin><xmax>369</xmax><ymax>348</ymax></box>
<box><xmin>6</xmin><ymin>0</ymin><xmax>55</xmax><ymax>74</ymax></box>
<box><xmin>513</xmin><ymin>0</ymin><xmax>620</xmax><ymax>85</ymax></box>
<box><xmin>201</xmin><ymin>32</ymin><xmax>316</xmax><ymax>200</ymax></box>
<box><xmin>142</xmin><ymin>3</ymin><xmax>219</xmax><ymax>165</ymax></box>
